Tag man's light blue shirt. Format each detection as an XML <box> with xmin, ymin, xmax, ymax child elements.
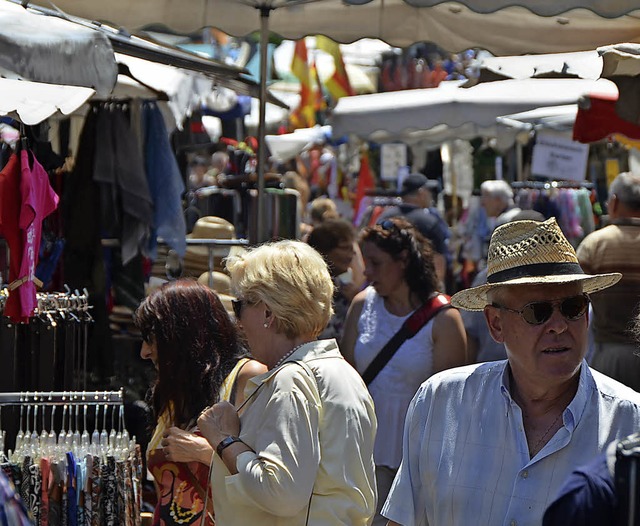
<box><xmin>382</xmin><ymin>360</ymin><xmax>640</xmax><ymax>526</ymax></box>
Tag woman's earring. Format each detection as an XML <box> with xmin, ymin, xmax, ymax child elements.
<box><xmin>263</xmin><ymin>322</ymin><xmax>269</xmax><ymax>328</ymax></box>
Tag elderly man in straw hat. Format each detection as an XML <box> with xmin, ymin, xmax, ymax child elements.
<box><xmin>382</xmin><ymin>218</ymin><xmax>640</xmax><ymax>526</ymax></box>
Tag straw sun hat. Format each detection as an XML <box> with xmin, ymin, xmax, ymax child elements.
<box><xmin>186</xmin><ymin>216</ymin><xmax>246</xmax><ymax>259</ymax></box>
<box><xmin>451</xmin><ymin>217</ymin><xmax>621</xmax><ymax>311</ymax></box>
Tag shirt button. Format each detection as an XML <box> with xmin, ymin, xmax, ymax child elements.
<box><xmin>522</xmin><ymin>470</ymin><xmax>529</xmax><ymax>479</ymax></box>
<box><xmin>510</xmin><ymin>520</ymin><xmax>517</xmax><ymax>526</ymax></box>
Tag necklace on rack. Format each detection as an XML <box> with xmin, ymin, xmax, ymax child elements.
<box><xmin>528</xmin><ymin>410</ymin><xmax>564</xmax><ymax>458</ymax></box>
<box><xmin>272</xmin><ymin>342</ymin><xmax>310</xmax><ymax>370</ymax></box>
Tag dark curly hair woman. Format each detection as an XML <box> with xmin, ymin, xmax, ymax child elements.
<box><xmin>341</xmin><ymin>217</ymin><xmax>467</xmax><ymax>526</ymax></box>
<box><xmin>135</xmin><ymin>279</ymin><xmax>265</xmax><ymax>526</ymax></box>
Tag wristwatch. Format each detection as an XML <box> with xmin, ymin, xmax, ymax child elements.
<box><xmin>216</xmin><ymin>435</ymin><xmax>243</xmax><ymax>457</ymax></box>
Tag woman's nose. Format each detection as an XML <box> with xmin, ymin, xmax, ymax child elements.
<box><xmin>140</xmin><ymin>342</ymin><xmax>150</xmax><ymax>360</ymax></box>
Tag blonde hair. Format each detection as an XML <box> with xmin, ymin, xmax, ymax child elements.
<box><xmin>226</xmin><ymin>240</ymin><xmax>334</xmax><ymax>338</ymax></box>
<box><xmin>309</xmin><ymin>197</ymin><xmax>339</xmax><ymax>225</ymax></box>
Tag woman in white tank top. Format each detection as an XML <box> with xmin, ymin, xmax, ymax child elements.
<box><xmin>342</xmin><ymin>217</ymin><xmax>468</xmax><ymax>526</ymax></box>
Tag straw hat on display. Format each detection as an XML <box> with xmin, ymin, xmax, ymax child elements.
<box><xmin>197</xmin><ymin>270</ymin><xmax>232</xmax><ymax>296</ymax></box>
<box><xmin>184</xmin><ymin>216</ymin><xmax>246</xmax><ymax>276</ymax></box>
<box><xmin>451</xmin><ymin>218</ymin><xmax>622</xmax><ymax>311</ymax></box>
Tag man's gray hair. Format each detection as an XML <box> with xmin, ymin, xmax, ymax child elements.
<box><xmin>480</xmin><ymin>180</ymin><xmax>514</xmax><ymax>206</ymax></box>
<box><xmin>610</xmin><ymin>172</ymin><xmax>640</xmax><ymax>211</ymax></box>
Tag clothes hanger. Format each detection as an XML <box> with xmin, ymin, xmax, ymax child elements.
<box><xmin>117</xmin><ymin>62</ymin><xmax>170</xmax><ymax>102</ymax></box>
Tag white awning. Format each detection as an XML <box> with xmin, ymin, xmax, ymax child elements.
<box><xmin>0</xmin><ymin>0</ymin><xmax>116</xmax><ymax>97</ymax></box>
<box><xmin>24</xmin><ymin>0</ymin><xmax>640</xmax><ymax>55</ymax></box>
<box><xmin>331</xmin><ymin>78</ymin><xmax>617</xmax><ymax>144</ymax></box>
<box><xmin>478</xmin><ymin>51</ymin><xmax>603</xmax><ymax>81</ymax></box>
<box><xmin>0</xmin><ymin>78</ymin><xmax>95</xmax><ymax>125</ymax></box>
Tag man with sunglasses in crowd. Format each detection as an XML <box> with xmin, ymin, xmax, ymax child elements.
<box><xmin>382</xmin><ymin>217</ymin><xmax>640</xmax><ymax>526</ymax></box>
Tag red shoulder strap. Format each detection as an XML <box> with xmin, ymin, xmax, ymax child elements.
<box><xmin>404</xmin><ymin>293</ymin><xmax>451</xmax><ymax>336</ymax></box>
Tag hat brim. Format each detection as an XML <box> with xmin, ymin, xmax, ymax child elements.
<box><xmin>185</xmin><ymin>244</ymin><xmax>246</xmax><ymax>259</ymax></box>
<box><xmin>451</xmin><ymin>272</ymin><xmax>622</xmax><ymax>311</ymax></box>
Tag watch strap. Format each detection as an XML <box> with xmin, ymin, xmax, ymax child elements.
<box><xmin>216</xmin><ymin>435</ymin><xmax>242</xmax><ymax>457</ymax></box>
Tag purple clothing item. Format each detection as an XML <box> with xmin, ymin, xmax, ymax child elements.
<box><xmin>0</xmin><ymin>470</ymin><xmax>33</xmax><ymax>526</ymax></box>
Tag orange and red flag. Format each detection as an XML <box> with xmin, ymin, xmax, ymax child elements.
<box><xmin>290</xmin><ymin>38</ymin><xmax>316</xmax><ymax>130</ymax></box>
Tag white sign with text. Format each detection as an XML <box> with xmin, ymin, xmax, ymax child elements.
<box><xmin>380</xmin><ymin>143</ymin><xmax>407</xmax><ymax>181</ymax></box>
<box><xmin>531</xmin><ymin>132</ymin><xmax>589</xmax><ymax>181</ymax></box>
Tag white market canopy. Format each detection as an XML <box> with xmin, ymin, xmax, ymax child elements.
<box><xmin>331</xmin><ymin>78</ymin><xmax>617</xmax><ymax>145</ymax></box>
<box><xmin>0</xmin><ymin>78</ymin><xmax>95</xmax><ymax>125</ymax></box>
<box><xmin>0</xmin><ymin>0</ymin><xmax>116</xmax><ymax>97</ymax></box>
<box><xmin>477</xmin><ymin>51</ymin><xmax>603</xmax><ymax>81</ymax></box>
<box><xmin>496</xmin><ymin>105</ymin><xmax>579</xmax><ymax>131</ymax></box>
<box><xmin>23</xmin><ymin>0</ymin><xmax>640</xmax><ymax>55</ymax></box>
<box><xmin>265</xmin><ymin>125</ymin><xmax>331</xmax><ymax>163</ymax></box>
<box><xmin>599</xmin><ymin>43</ymin><xmax>640</xmax><ymax>76</ymax></box>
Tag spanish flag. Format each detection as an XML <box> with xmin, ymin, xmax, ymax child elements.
<box><xmin>290</xmin><ymin>38</ymin><xmax>316</xmax><ymax>130</ymax></box>
<box><xmin>316</xmin><ymin>35</ymin><xmax>354</xmax><ymax>100</ymax></box>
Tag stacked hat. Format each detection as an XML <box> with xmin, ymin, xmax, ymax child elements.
<box><xmin>183</xmin><ymin>216</ymin><xmax>246</xmax><ymax>277</ymax></box>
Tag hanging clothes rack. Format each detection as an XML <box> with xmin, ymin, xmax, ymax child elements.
<box><xmin>1</xmin><ymin>288</ymin><xmax>94</xmax><ymax>394</ymax></box>
<box><xmin>0</xmin><ymin>389</ymin><xmax>123</xmax><ymax>406</ymax></box>
<box><xmin>511</xmin><ymin>180</ymin><xmax>594</xmax><ymax>190</ymax></box>
<box><xmin>511</xmin><ymin>180</ymin><xmax>598</xmax><ymax>246</ymax></box>
<box><xmin>0</xmin><ymin>388</ymin><xmax>142</xmax><ymax>526</ymax></box>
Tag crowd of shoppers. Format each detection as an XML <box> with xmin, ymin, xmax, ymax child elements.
<box><xmin>2</xmin><ymin>167</ymin><xmax>632</xmax><ymax>526</ymax></box>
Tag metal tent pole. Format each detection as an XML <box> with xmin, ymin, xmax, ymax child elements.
<box><xmin>256</xmin><ymin>6</ymin><xmax>272</xmax><ymax>243</ymax></box>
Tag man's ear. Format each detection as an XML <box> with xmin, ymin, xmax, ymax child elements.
<box><xmin>484</xmin><ymin>305</ymin><xmax>506</xmax><ymax>343</ymax></box>
<box><xmin>608</xmin><ymin>194</ymin><xmax>619</xmax><ymax>216</ymax></box>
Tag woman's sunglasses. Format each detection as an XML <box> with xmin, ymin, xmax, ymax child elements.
<box><xmin>231</xmin><ymin>299</ymin><xmax>244</xmax><ymax>320</ymax></box>
<box><xmin>491</xmin><ymin>293</ymin><xmax>589</xmax><ymax>326</ymax></box>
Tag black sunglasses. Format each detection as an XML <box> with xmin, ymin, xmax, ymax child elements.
<box><xmin>231</xmin><ymin>299</ymin><xmax>244</xmax><ymax>320</ymax></box>
<box><xmin>492</xmin><ymin>293</ymin><xmax>589</xmax><ymax>325</ymax></box>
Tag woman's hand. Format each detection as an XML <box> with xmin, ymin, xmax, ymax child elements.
<box><xmin>197</xmin><ymin>401</ymin><xmax>241</xmax><ymax>449</ymax></box>
<box><xmin>198</xmin><ymin>401</ymin><xmax>250</xmax><ymax>475</ymax></box>
<box><xmin>161</xmin><ymin>427</ymin><xmax>213</xmax><ymax>465</ymax></box>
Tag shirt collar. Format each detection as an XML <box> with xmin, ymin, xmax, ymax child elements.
<box><xmin>247</xmin><ymin>339</ymin><xmax>340</xmax><ymax>386</ymax></box>
<box><xmin>499</xmin><ymin>359</ymin><xmax>592</xmax><ymax>429</ymax></box>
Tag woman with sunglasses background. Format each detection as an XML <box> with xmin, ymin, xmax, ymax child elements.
<box><xmin>198</xmin><ymin>240</ymin><xmax>377</xmax><ymax>526</ymax></box>
<box><xmin>341</xmin><ymin>216</ymin><xmax>467</xmax><ymax>526</ymax></box>
<box><xmin>135</xmin><ymin>280</ymin><xmax>265</xmax><ymax>526</ymax></box>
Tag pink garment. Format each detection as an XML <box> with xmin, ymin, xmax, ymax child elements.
<box><xmin>4</xmin><ymin>150</ymin><xmax>58</xmax><ymax>321</ymax></box>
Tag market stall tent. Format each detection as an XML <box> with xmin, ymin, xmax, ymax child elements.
<box><xmin>25</xmin><ymin>0</ymin><xmax>640</xmax><ymax>240</ymax></box>
<box><xmin>0</xmin><ymin>78</ymin><xmax>95</xmax><ymax>125</ymax></box>
<box><xmin>331</xmin><ymin>78</ymin><xmax>618</xmax><ymax>145</ymax></box>
<box><xmin>23</xmin><ymin>0</ymin><xmax>640</xmax><ymax>55</ymax></box>
<box><xmin>571</xmin><ymin>43</ymin><xmax>640</xmax><ymax>142</ymax></box>
<box><xmin>0</xmin><ymin>0</ymin><xmax>116</xmax><ymax>96</ymax></box>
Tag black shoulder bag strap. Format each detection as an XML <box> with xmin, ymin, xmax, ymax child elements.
<box><xmin>361</xmin><ymin>293</ymin><xmax>451</xmax><ymax>386</ymax></box>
